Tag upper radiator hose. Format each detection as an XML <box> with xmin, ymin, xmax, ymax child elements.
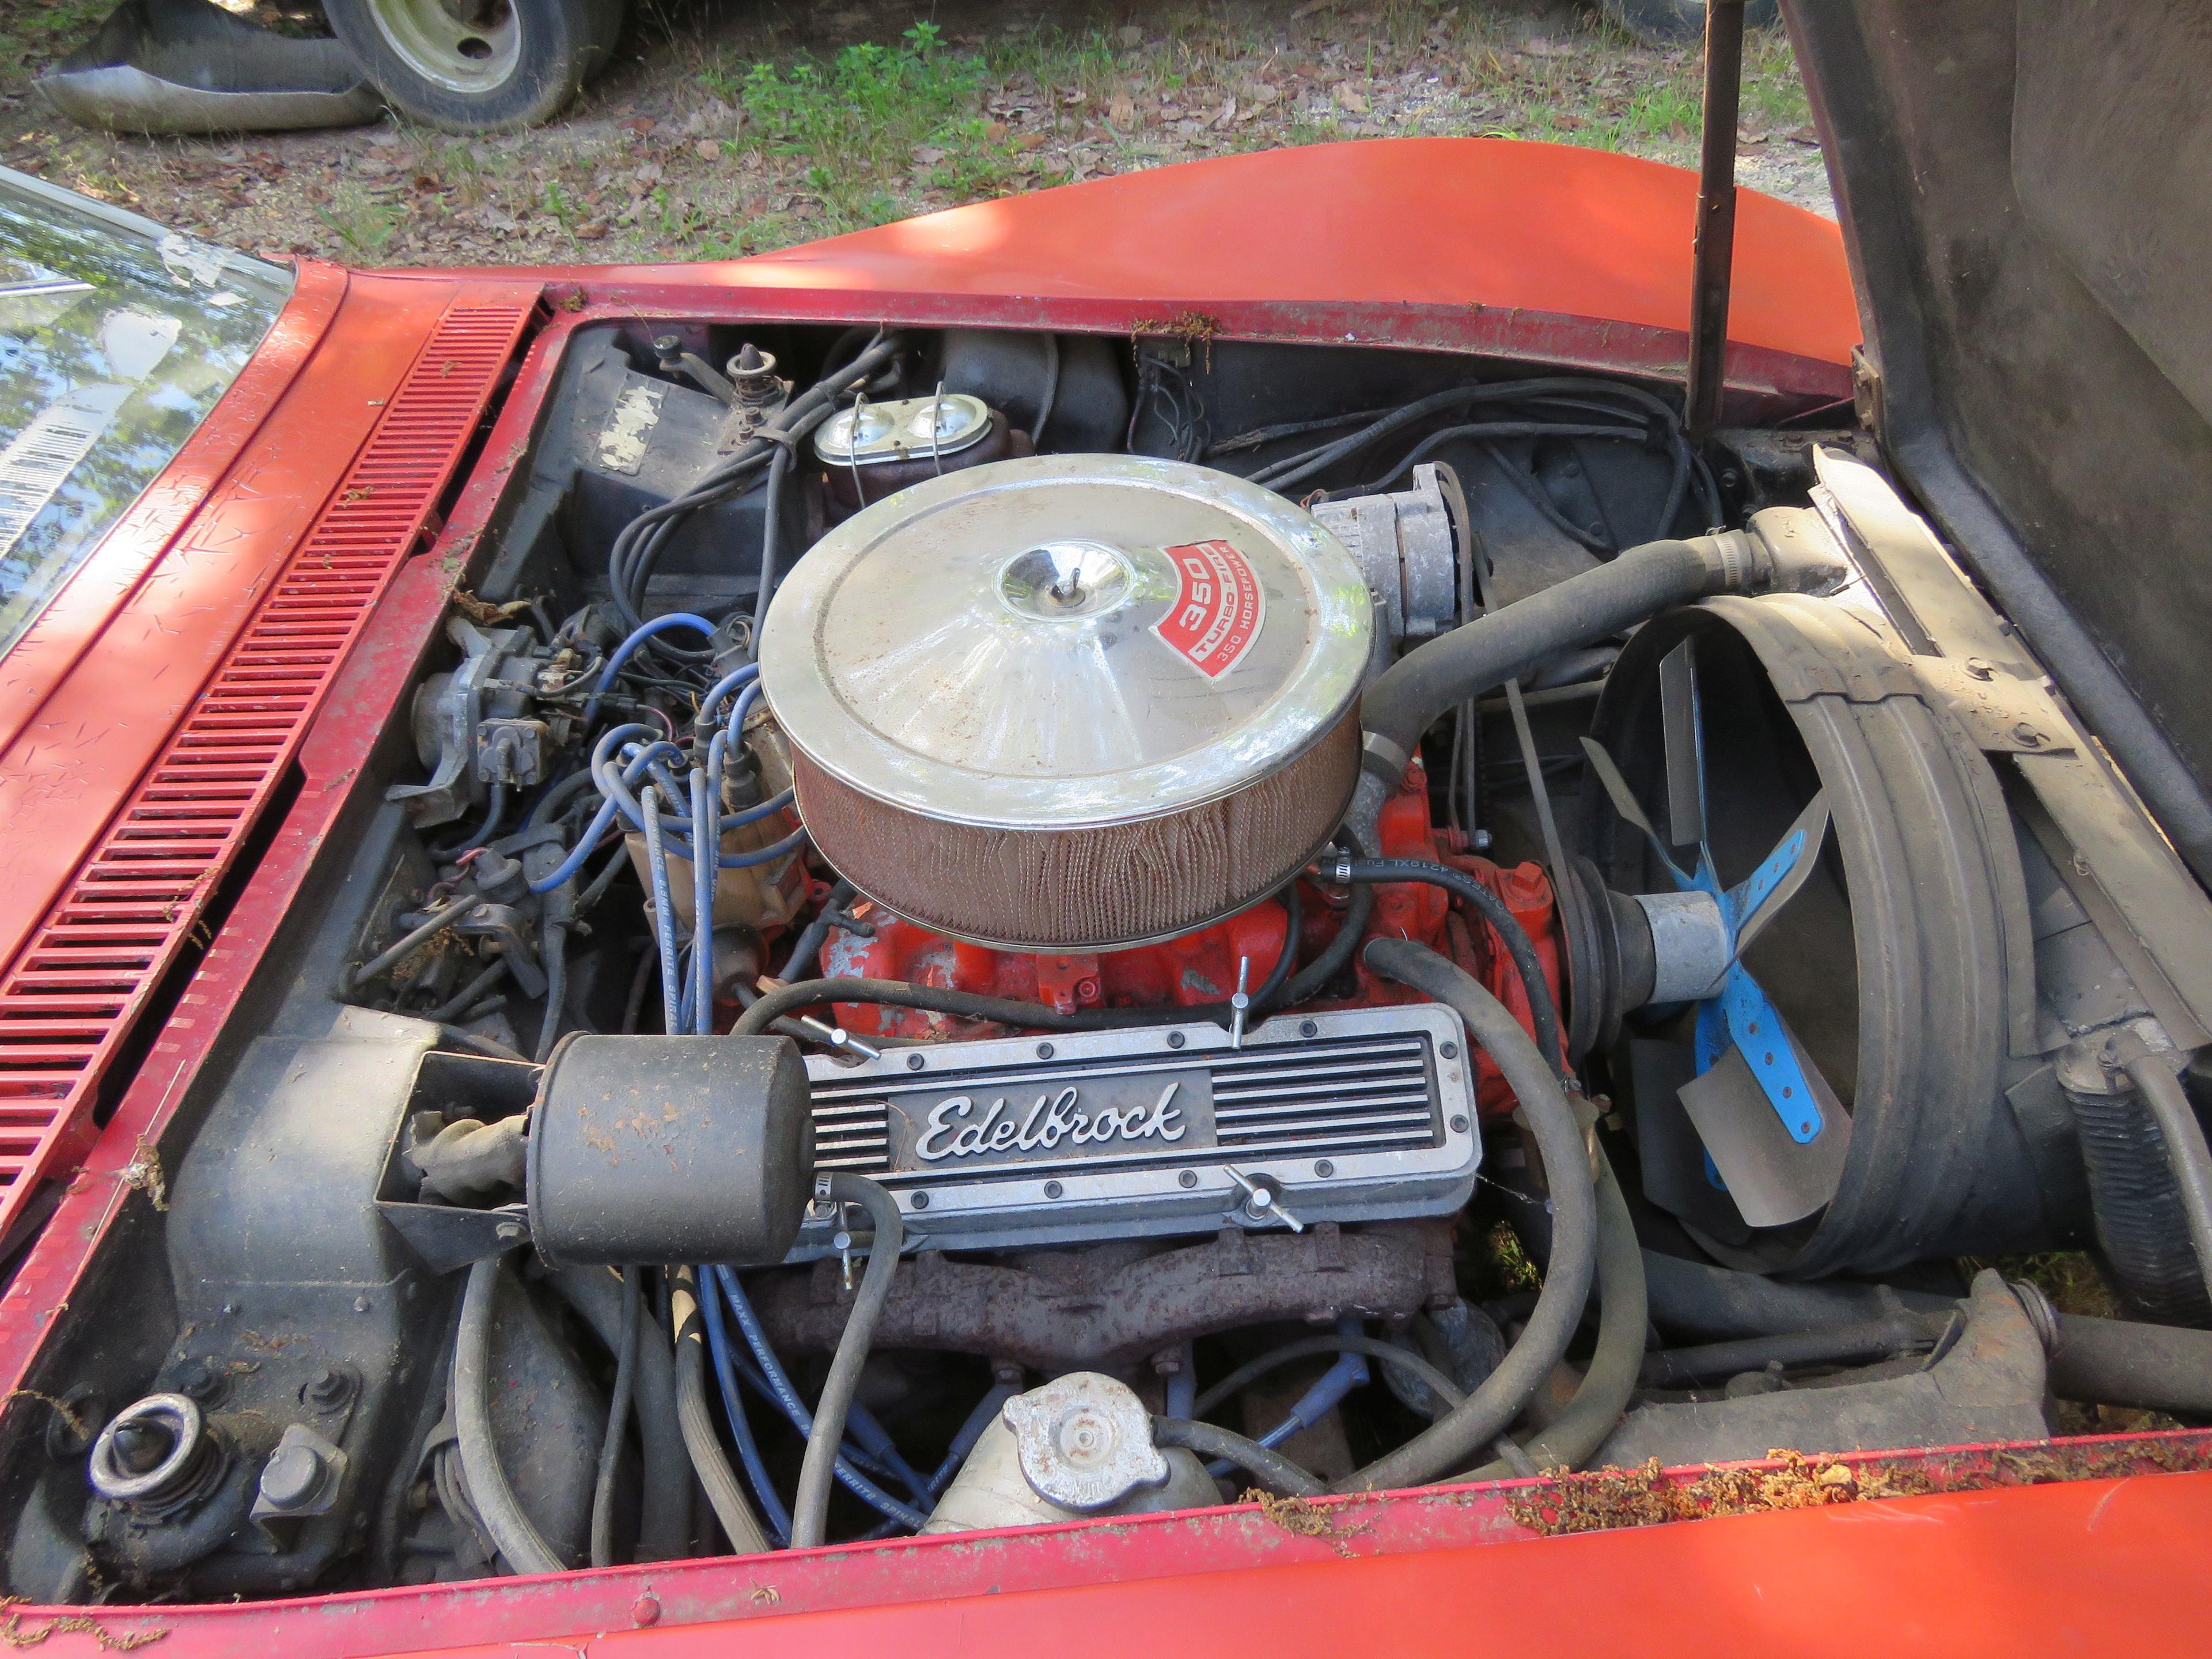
<box><xmin>1347</xmin><ymin>513</ymin><xmax>1846</xmax><ymax>843</ymax></box>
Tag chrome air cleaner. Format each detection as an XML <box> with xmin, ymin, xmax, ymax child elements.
<box><xmin>759</xmin><ymin>454</ymin><xmax>1372</xmax><ymax>949</ymax></box>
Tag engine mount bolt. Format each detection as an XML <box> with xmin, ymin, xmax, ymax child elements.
<box><xmin>910</xmin><ymin>1191</ymin><xmax>929</xmax><ymax>1210</ymax></box>
<box><xmin>1043</xmin><ymin>1181</ymin><xmax>1065</xmax><ymax>1199</ymax></box>
<box><xmin>305</xmin><ymin>1369</ymin><xmax>350</xmax><ymax>1410</ymax></box>
<box><xmin>1300</xmin><ymin>1020</ymin><xmax>1318</xmax><ymax>1037</ymax></box>
<box><xmin>1166</xmin><ymin>1032</ymin><xmax>1185</xmax><ymax>1050</ymax></box>
<box><xmin>1440</xmin><ymin>1041</ymin><xmax>1459</xmax><ymax>1060</ymax></box>
<box><xmin>1450</xmin><ymin>1115</ymin><xmax>1470</xmax><ymax>1134</ymax></box>
<box><xmin>1963</xmin><ymin>657</ymin><xmax>1995</xmax><ymax>680</ymax></box>
<box><xmin>631</xmin><ymin>1594</ymin><xmax>662</xmax><ymax>1628</ymax></box>
<box><xmin>1178</xmin><ymin>1170</ymin><xmax>1198</xmax><ymax>1189</ymax></box>
<box><xmin>2012</xmin><ymin>721</ymin><xmax>2043</xmax><ymax>746</ymax></box>
<box><xmin>906</xmin><ymin>1052</ymin><xmax>926</xmax><ymax>1071</ymax></box>
<box><xmin>1036</xmin><ymin>1041</ymin><xmax>1055</xmax><ymax>1060</ymax></box>
<box><xmin>1314</xmin><ymin>1160</ymin><xmax>1335</xmax><ymax>1178</ymax></box>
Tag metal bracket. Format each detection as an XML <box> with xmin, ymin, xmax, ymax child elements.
<box><xmin>1912</xmin><ymin>657</ymin><xmax>2077</xmax><ymax>755</ymax></box>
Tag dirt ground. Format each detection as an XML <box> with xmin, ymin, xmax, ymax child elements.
<box><xmin>1</xmin><ymin>0</ymin><xmax>1829</xmax><ymax>268</ymax></box>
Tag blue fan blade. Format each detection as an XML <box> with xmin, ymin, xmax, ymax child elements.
<box><xmin>1717</xmin><ymin>964</ymin><xmax>1824</xmax><ymax>1143</ymax></box>
<box><xmin>1719</xmin><ymin>823</ymin><xmax>1809</xmax><ymax>934</ymax></box>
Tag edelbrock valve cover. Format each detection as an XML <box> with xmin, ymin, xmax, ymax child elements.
<box><xmin>789</xmin><ymin>1005</ymin><xmax>1480</xmax><ymax>1257</ymax></box>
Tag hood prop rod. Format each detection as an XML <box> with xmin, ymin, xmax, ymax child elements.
<box><xmin>1685</xmin><ymin>0</ymin><xmax>1748</xmax><ymax>442</ymax></box>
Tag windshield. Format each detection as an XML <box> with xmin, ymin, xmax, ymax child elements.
<box><xmin>0</xmin><ymin>169</ymin><xmax>292</xmax><ymax>657</ymax></box>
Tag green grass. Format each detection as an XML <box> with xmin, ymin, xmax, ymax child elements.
<box><xmin>0</xmin><ymin>0</ymin><xmax>111</xmax><ymax>93</ymax></box>
<box><xmin>313</xmin><ymin>184</ymin><xmax>400</xmax><ymax>255</ymax></box>
<box><xmin>8</xmin><ymin>2</ymin><xmax>1824</xmax><ymax>272</ymax></box>
<box><xmin>700</xmin><ymin>21</ymin><xmax>999</xmax><ymax>232</ymax></box>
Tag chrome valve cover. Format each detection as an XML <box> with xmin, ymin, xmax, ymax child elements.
<box><xmin>790</xmin><ymin>1004</ymin><xmax>1481</xmax><ymax>1258</ymax></box>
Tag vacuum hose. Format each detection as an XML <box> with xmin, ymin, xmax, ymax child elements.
<box><xmin>454</xmin><ymin>1253</ymin><xmax>565</xmax><ymax>1575</ymax></box>
<box><xmin>790</xmin><ymin>1173</ymin><xmax>905</xmax><ymax>1549</ymax></box>
<box><xmin>672</xmin><ymin>1267</ymin><xmax>772</xmax><ymax>1555</ymax></box>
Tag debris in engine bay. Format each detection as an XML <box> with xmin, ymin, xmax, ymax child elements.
<box><xmin>1506</xmin><ymin>1438</ymin><xmax>2212</xmax><ymax>1539</ymax></box>
<box><xmin>0</xmin><ymin>1599</ymin><xmax>170</xmax><ymax>1651</ymax></box>
<box><xmin>1506</xmin><ymin>1450</ymin><xmax>1922</xmax><ymax>1537</ymax></box>
<box><xmin>1241</xmin><ymin>1490</ymin><xmax>1373</xmax><ymax>1557</ymax></box>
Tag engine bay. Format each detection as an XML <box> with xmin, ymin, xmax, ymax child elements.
<box><xmin>12</xmin><ymin>314</ymin><xmax>2212</xmax><ymax>1599</ymax></box>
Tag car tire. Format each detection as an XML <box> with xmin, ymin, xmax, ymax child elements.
<box><xmin>324</xmin><ymin>0</ymin><xmax>619</xmax><ymax>132</ymax></box>
<box><xmin>1597</xmin><ymin>0</ymin><xmax>1781</xmax><ymax>47</ymax></box>
<box><xmin>582</xmin><ymin>0</ymin><xmax>625</xmax><ymax>84</ymax></box>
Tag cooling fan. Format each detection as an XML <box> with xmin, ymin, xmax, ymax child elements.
<box><xmin>1579</xmin><ymin>632</ymin><xmax>1847</xmax><ymax>1230</ymax></box>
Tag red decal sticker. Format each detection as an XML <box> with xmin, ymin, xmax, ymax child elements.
<box><xmin>1154</xmin><ymin>539</ymin><xmax>1266</xmax><ymax>679</ymax></box>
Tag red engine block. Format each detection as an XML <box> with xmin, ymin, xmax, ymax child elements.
<box><xmin>821</xmin><ymin>761</ymin><xmax>1561</xmax><ymax>1118</ymax></box>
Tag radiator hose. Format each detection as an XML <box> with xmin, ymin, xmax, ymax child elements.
<box><xmin>1346</xmin><ymin>522</ymin><xmax>1843</xmax><ymax>846</ymax></box>
<box><xmin>1333</xmin><ymin>938</ymin><xmax>1599</xmax><ymax>1492</ymax></box>
<box><xmin>1465</xmin><ymin>1142</ymin><xmax>1646</xmax><ymax>1479</ymax></box>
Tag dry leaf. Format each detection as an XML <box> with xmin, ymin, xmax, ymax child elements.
<box><xmin>694</xmin><ymin>139</ymin><xmax>721</xmax><ymax>160</ymax></box>
<box><xmin>1108</xmin><ymin>93</ymin><xmax>1135</xmax><ymax>125</ymax></box>
<box><xmin>1336</xmin><ymin>85</ymin><xmax>1369</xmax><ymax>114</ymax></box>
<box><xmin>1119</xmin><ymin>24</ymin><xmax>1143</xmax><ymax>46</ymax></box>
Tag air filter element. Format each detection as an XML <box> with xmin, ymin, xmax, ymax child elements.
<box><xmin>759</xmin><ymin>454</ymin><xmax>1371</xmax><ymax>949</ymax></box>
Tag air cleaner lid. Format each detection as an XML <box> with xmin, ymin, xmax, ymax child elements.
<box><xmin>759</xmin><ymin>454</ymin><xmax>1372</xmax><ymax>830</ymax></box>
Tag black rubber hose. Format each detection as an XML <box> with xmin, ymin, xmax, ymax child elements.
<box><xmin>2049</xmin><ymin>1311</ymin><xmax>2212</xmax><ymax>1417</ymax></box>
<box><xmin>671</xmin><ymin>1267</ymin><xmax>771</xmax><ymax>1554</ymax></box>
<box><xmin>423</xmin><ymin>959</ymin><xmax>507</xmax><ymax>1024</ymax></box>
<box><xmin>791</xmin><ymin>1173</ymin><xmax>904</xmax><ymax>1549</ymax></box>
<box><xmin>1641</xmin><ymin>1315</ymin><xmax>1948</xmax><ymax>1389</ymax></box>
<box><xmin>439</xmin><ymin>1026</ymin><xmax>528</xmax><ymax>1063</ymax></box>
<box><xmin>2111</xmin><ymin>1032</ymin><xmax>2212</xmax><ymax>1318</ymax></box>
<box><xmin>781</xmin><ymin>878</ymin><xmax>858</xmax><ymax>984</ymax></box>
<box><xmin>737</xmin><ymin>949</ymin><xmax>1325</xmax><ymax>1040</ymax></box>
<box><xmin>751</xmin><ymin>444</ymin><xmax>792</xmax><ymax>637</ymax></box>
<box><xmin>1151</xmin><ymin>1418</ymin><xmax>1323</xmax><ymax>1498</ymax></box>
<box><xmin>347</xmin><ymin>895</ymin><xmax>479</xmax><ymax>990</ymax></box>
<box><xmin>1330</xmin><ymin>857</ymin><xmax>1563</xmax><ymax>1074</ymax></box>
<box><xmin>589</xmin><ymin>1266</ymin><xmax>640</xmax><ymax>1567</ymax></box>
<box><xmin>546</xmin><ymin>1267</ymin><xmax>690</xmax><ymax>1561</ymax></box>
<box><xmin>1638</xmin><ymin>1249</ymin><xmax>1953</xmax><ymax>1343</ymax></box>
<box><xmin>745</xmin><ymin>878</ymin><xmax>1351</xmax><ymax>1041</ymax></box>
<box><xmin>1465</xmin><ymin>1143</ymin><xmax>1646</xmax><ymax>1478</ymax></box>
<box><xmin>1339</xmin><ymin>939</ymin><xmax>1597</xmax><ymax>1493</ymax></box>
<box><xmin>431</xmin><ymin>783</ymin><xmax>509</xmax><ymax>858</ymax></box>
<box><xmin>454</xmin><ymin>1255</ymin><xmax>565</xmax><ymax>1575</ymax></box>
<box><xmin>1192</xmin><ymin>1334</ymin><xmax>1465</xmax><ymax>1420</ymax></box>
<box><xmin>535</xmin><ymin>921</ymin><xmax>569</xmax><ymax>1065</ymax></box>
<box><xmin>1350</xmin><ymin>532</ymin><xmax>1763</xmax><ymax>843</ymax></box>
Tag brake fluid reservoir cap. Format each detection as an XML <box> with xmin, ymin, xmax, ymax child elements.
<box><xmin>759</xmin><ymin>454</ymin><xmax>1370</xmax><ymax>830</ymax></box>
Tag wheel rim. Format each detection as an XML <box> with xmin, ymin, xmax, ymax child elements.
<box><xmin>365</xmin><ymin>0</ymin><xmax>521</xmax><ymax>94</ymax></box>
